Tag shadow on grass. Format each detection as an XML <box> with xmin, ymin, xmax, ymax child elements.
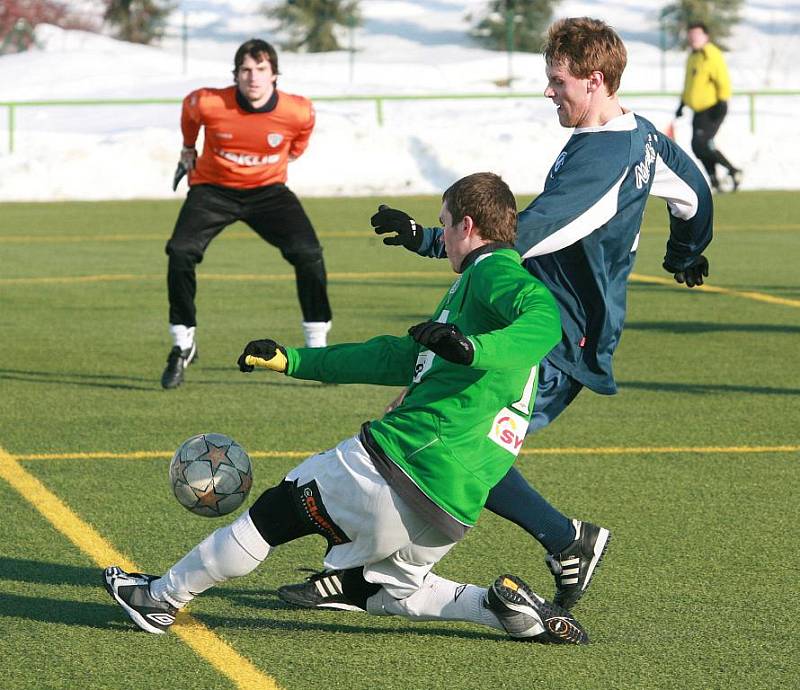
<box><xmin>0</xmin><ymin>557</ymin><xmax>98</xmax><ymax>586</ymax></box>
<box><xmin>0</xmin><ymin>368</ymin><xmax>304</xmax><ymax>391</ymax></box>
<box><xmin>625</xmin><ymin>321</ymin><xmax>800</xmax><ymax>335</ymax></box>
<box><xmin>618</xmin><ymin>380</ymin><xmax>800</xmax><ymax>396</ymax></box>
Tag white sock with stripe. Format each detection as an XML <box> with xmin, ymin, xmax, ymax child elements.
<box><xmin>150</xmin><ymin>512</ymin><xmax>270</xmax><ymax>608</ymax></box>
<box><xmin>366</xmin><ymin>573</ymin><xmax>503</xmax><ymax>631</ymax></box>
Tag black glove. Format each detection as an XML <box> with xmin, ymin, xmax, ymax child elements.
<box><xmin>371</xmin><ymin>204</ymin><xmax>424</xmax><ymax>251</ymax></box>
<box><xmin>675</xmin><ymin>102</ymin><xmax>684</xmax><ymax>118</ymax></box>
<box><xmin>408</xmin><ymin>321</ymin><xmax>474</xmax><ymax>366</ymax></box>
<box><xmin>172</xmin><ymin>146</ymin><xmax>196</xmax><ymax>191</ymax></box>
<box><xmin>663</xmin><ymin>255</ymin><xmax>709</xmax><ymax>288</ymax></box>
<box><xmin>709</xmin><ymin>100</ymin><xmax>727</xmax><ymax>121</ymax></box>
<box><xmin>172</xmin><ymin>162</ymin><xmax>187</xmax><ymax>191</ymax></box>
<box><xmin>237</xmin><ymin>339</ymin><xmax>288</xmax><ymax>373</ymax></box>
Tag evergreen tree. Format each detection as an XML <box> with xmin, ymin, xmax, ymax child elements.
<box><xmin>104</xmin><ymin>0</ymin><xmax>174</xmax><ymax>45</ymax></box>
<box><xmin>660</xmin><ymin>0</ymin><xmax>743</xmax><ymax>49</ymax></box>
<box><xmin>267</xmin><ymin>0</ymin><xmax>360</xmax><ymax>53</ymax></box>
<box><xmin>470</xmin><ymin>0</ymin><xmax>559</xmax><ymax>52</ymax></box>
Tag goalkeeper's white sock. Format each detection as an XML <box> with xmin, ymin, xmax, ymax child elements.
<box><xmin>302</xmin><ymin>320</ymin><xmax>331</xmax><ymax>348</ymax></box>
<box><xmin>169</xmin><ymin>324</ymin><xmax>196</xmax><ymax>351</ymax></box>
<box><xmin>150</xmin><ymin>512</ymin><xmax>270</xmax><ymax>608</ymax></box>
<box><xmin>366</xmin><ymin>573</ymin><xmax>503</xmax><ymax>631</ymax></box>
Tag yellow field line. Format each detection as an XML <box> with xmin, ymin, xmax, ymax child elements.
<box><xmin>0</xmin><ymin>230</ymin><xmax>368</xmax><ymax>243</ymax></box>
<box><xmin>14</xmin><ymin>445</ymin><xmax>799</xmax><ymax>462</ymax></box>
<box><xmin>3</xmin><ymin>224</ymin><xmax>799</xmax><ymax>244</ymax></box>
<box><xmin>0</xmin><ymin>444</ymin><xmax>281</xmax><ymax>690</ymax></box>
<box><xmin>629</xmin><ymin>273</ymin><xmax>800</xmax><ymax>308</ymax></box>
<box><xmin>0</xmin><ymin>270</ymin><xmax>452</xmax><ymax>286</ymax></box>
<box><xmin>3</xmin><ymin>269</ymin><xmax>797</xmax><ymax>309</ymax></box>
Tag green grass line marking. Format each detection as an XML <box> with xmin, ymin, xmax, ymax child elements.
<box><xmin>15</xmin><ymin>445</ymin><xmax>799</xmax><ymax>462</ymax></box>
<box><xmin>0</xmin><ymin>443</ymin><xmax>282</xmax><ymax>690</ymax></box>
<box><xmin>3</xmin><ymin>223</ymin><xmax>799</xmax><ymax>244</ymax></box>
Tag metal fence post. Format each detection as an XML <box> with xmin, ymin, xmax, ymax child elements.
<box><xmin>749</xmin><ymin>93</ymin><xmax>755</xmax><ymax>134</ymax></box>
<box><xmin>376</xmin><ymin>97</ymin><xmax>383</xmax><ymax>127</ymax></box>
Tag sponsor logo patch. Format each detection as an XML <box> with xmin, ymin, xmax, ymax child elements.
<box><xmin>267</xmin><ymin>132</ymin><xmax>284</xmax><ymax>147</ymax></box>
<box><xmin>487</xmin><ymin>408</ymin><xmax>529</xmax><ymax>455</ymax></box>
<box><xmin>293</xmin><ymin>480</ymin><xmax>351</xmax><ymax>545</ymax></box>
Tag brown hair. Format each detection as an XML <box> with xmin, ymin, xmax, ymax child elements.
<box><xmin>544</xmin><ymin>17</ymin><xmax>627</xmax><ymax>95</ymax></box>
<box><xmin>442</xmin><ymin>173</ymin><xmax>517</xmax><ymax>244</ymax></box>
<box><xmin>233</xmin><ymin>39</ymin><xmax>279</xmax><ymax>79</ymax></box>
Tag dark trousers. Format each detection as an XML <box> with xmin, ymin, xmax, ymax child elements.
<box><xmin>691</xmin><ymin>104</ymin><xmax>736</xmax><ymax>185</ymax></box>
<box><xmin>166</xmin><ymin>183</ymin><xmax>331</xmax><ymax>327</ymax></box>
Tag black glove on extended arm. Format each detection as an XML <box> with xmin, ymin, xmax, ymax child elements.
<box><xmin>663</xmin><ymin>255</ymin><xmax>709</xmax><ymax>288</ymax></box>
<box><xmin>408</xmin><ymin>321</ymin><xmax>474</xmax><ymax>366</ymax></box>
<box><xmin>371</xmin><ymin>204</ymin><xmax>424</xmax><ymax>251</ymax></box>
<box><xmin>237</xmin><ymin>339</ymin><xmax>288</xmax><ymax>373</ymax></box>
<box><xmin>675</xmin><ymin>102</ymin><xmax>684</xmax><ymax>118</ymax></box>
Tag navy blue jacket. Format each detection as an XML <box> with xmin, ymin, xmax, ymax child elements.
<box><xmin>419</xmin><ymin>112</ymin><xmax>713</xmax><ymax>394</ymax></box>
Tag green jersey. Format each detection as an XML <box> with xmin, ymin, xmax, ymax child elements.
<box><xmin>283</xmin><ymin>245</ymin><xmax>561</xmax><ymax>528</ymax></box>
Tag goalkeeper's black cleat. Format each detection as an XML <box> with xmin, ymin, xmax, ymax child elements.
<box><xmin>546</xmin><ymin>519</ymin><xmax>611</xmax><ymax>610</ymax></box>
<box><xmin>486</xmin><ymin>573</ymin><xmax>588</xmax><ymax>644</ymax></box>
<box><xmin>277</xmin><ymin>569</ymin><xmax>364</xmax><ymax>612</ymax></box>
<box><xmin>161</xmin><ymin>343</ymin><xmax>198</xmax><ymax>389</ymax></box>
<box><xmin>103</xmin><ymin>566</ymin><xmax>177</xmax><ymax>634</ymax></box>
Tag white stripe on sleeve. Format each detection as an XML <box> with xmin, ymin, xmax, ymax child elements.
<box><xmin>521</xmin><ymin>168</ymin><xmax>628</xmax><ymax>259</ymax></box>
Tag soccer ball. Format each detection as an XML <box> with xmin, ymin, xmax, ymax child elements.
<box><xmin>169</xmin><ymin>433</ymin><xmax>253</xmax><ymax>517</ymax></box>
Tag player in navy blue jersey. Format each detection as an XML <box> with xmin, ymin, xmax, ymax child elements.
<box><xmin>278</xmin><ymin>17</ymin><xmax>713</xmax><ymax>612</ymax></box>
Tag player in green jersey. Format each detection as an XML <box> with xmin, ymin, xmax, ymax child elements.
<box><xmin>102</xmin><ymin>173</ymin><xmax>590</xmax><ymax>644</ymax></box>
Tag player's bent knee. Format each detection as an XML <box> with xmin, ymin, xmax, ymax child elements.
<box><xmin>248</xmin><ymin>481</ymin><xmax>316</xmax><ymax>546</ymax></box>
<box><xmin>282</xmin><ymin>247</ymin><xmax>324</xmax><ymax>268</ymax></box>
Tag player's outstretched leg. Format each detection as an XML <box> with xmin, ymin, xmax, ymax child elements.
<box><xmin>486</xmin><ymin>573</ymin><xmax>588</xmax><ymax>644</ymax></box>
<box><xmin>545</xmin><ymin>519</ymin><xmax>611</xmax><ymax>610</ymax></box>
<box><xmin>103</xmin><ymin>567</ymin><xmax>178</xmax><ymax>634</ymax></box>
<box><xmin>277</xmin><ymin>569</ymin><xmax>363</xmax><ymax>611</ymax></box>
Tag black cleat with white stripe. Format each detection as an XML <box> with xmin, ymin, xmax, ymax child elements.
<box><xmin>486</xmin><ymin>573</ymin><xmax>588</xmax><ymax>644</ymax></box>
<box><xmin>103</xmin><ymin>566</ymin><xmax>177</xmax><ymax>634</ymax></box>
<box><xmin>277</xmin><ymin>569</ymin><xmax>363</xmax><ymax>612</ymax></box>
<box><xmin>546</xmin><ymin>519</ymin><xmax>611</xmax><ymax>610</ymax></box>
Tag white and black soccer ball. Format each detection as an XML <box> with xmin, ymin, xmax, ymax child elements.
<box><xmin>169</xmin><ymin>433</ymin><xmax>253</xmax><ymax>517</ymax></box>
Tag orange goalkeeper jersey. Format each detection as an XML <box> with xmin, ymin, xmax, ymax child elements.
<box><xmin>181</xmin><ymin>86</ymin><xmax>315</xmax><ymax>189</ymax></box>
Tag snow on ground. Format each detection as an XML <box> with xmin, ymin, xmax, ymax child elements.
<box><xmin>0</xmin><ymin>0</ymin><xmax>799</xmax><ymax>200</ymax></box>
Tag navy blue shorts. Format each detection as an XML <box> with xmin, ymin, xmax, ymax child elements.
<box><xmin>528</xmin><ymin>358</ymin><xmax>584</xmax><ymax>435</ymax></box>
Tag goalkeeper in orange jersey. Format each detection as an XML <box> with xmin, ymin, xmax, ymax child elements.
<box><xmin>161</xmin><ymin>38</ymin><xmax>332</xmax><ymax>390</ymax></box>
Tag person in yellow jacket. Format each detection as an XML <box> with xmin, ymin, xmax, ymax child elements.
<box><xmin>676</xmin><ymin>22</ymin><xmax>742</xmax><ymax>192</ymax></box>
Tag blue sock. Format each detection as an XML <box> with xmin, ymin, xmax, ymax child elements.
<box><xmin>485</xmin><ymin>466</ymin><xmax>575</xmax><ymax>554</ymax></box>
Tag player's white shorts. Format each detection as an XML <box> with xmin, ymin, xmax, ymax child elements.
<box><xmin>285</xmin><ymin>434</ymin><xmax>456</xmax><ymax>599</ymax></box>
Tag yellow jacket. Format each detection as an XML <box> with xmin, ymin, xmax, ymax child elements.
<box><xmin>681</xmin><ymin>42</ymin><xmax>732</xmax><ymax>112</ymax></box>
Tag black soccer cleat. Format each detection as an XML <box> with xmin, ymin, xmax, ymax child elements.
<box><xmin>486</xmin><ymin>573</ymin><xmax>588</xmax><ymax>644</ymax></box>
<box><xmin>161</xmin><ymin>342</ymin><xmax>198</xmax><ymax>390</ymax></box>
<box><xmin>103</xmin><ymin>566</ymin><xmax>177</xmax><ymax>634</ymax></box>
<box><xmin>277</xmin><ymin>569</ymin><xmax>363</xmax><ymax>612</ymax></box>
<box><xmin>546</xmin><ymin>519</ymin><xmax>611</xmax><ymax>610</ymax></box>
